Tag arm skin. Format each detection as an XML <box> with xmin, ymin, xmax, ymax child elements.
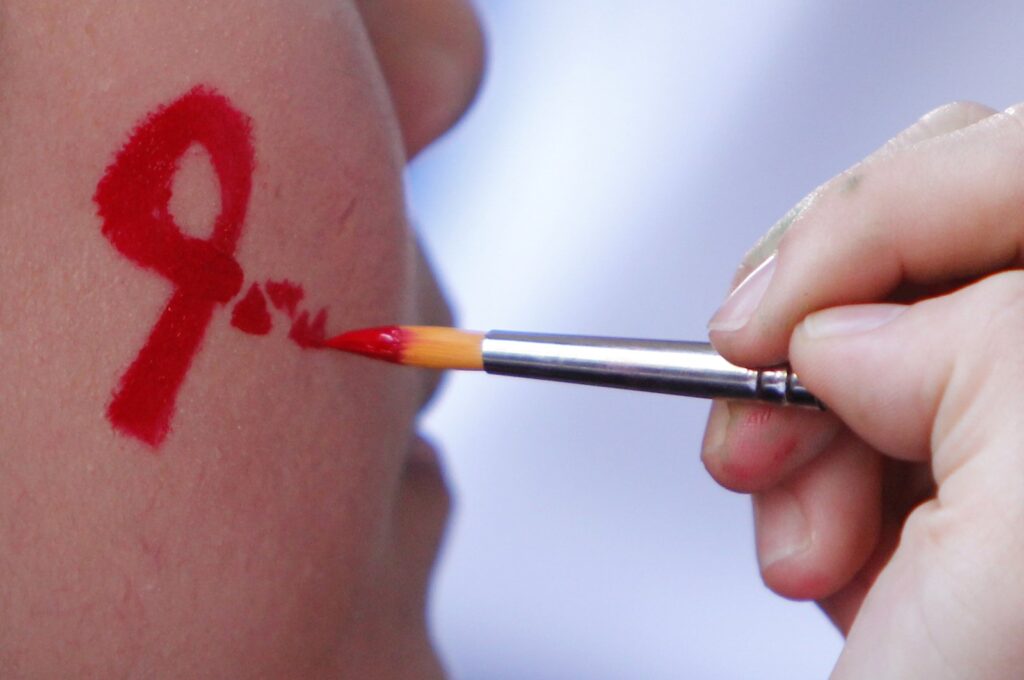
<box><xmin>0</xmin><ymin>1</ymin><xmax>481</xmax><ymax>677</ymax></box>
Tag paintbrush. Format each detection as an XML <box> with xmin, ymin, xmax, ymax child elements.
<box><xmin>325</xmin><ymin>326</ymin><xmax>821</xmax><ymax>408</ymax></box>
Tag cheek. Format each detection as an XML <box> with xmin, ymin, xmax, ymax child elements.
<box><xmin>97</xmin><ymin>10</ymin><xmax>424</xmax><ymax>625</ymax></box>
<box><xmin>177</xmin><ymin>74</ymin><xmax>422</xmax><ymax>524</ymax></box>
<box><xmin>0</xmin><ymin>0</ymin><xmax>436</xmax><ymax>671</ymax></box>
<box><xmin>129</xmin><ymin>70</ymin><xmax>424</xmax><ymax>680</ymax></box>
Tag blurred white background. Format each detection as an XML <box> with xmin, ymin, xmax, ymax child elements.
<box><xmin>407</xmin><ymin>2</ymin><xmax>1024</xmax><ymax>678</ymax></box>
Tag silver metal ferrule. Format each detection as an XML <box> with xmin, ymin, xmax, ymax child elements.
<box><xmin>481</xmin><ymin>331</ymin><xmax>821</xmax><ymax>408</ymax></box>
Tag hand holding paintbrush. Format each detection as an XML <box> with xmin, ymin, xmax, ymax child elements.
<box><xmin>702</xmin><ymin>101</ymin><xmax>1024</xmax><ymax>679</ymax></box>
<box><xmin>329</xmin><ymin>101</ymin><xmax>1024</xmax><ymax>679</ymax></box>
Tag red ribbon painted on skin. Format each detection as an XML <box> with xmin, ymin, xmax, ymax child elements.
<box><xmin>95</xmin><ymin>87</ymin><xmax>254</xmax><ymax>447</ymax></box>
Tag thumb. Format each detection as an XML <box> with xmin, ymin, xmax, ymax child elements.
<box><xmin>790</xmin><ymin>272</ymin><xmax>1024</xmax><ymax>679</ymax></box>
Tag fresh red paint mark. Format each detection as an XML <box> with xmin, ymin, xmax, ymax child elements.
<box><xmin>95</xmin><ymin>86</ymin><xmax>254</xmax><ymax>447</ymax></box>
<box><xmin>265</xmin><ymin>279</ymin><xmax>304</xmax><ymax>318</ymax></box>
<box><xmin>231</xmin><ymin>283</ymin><xmax>272</xmax><ymax>335</ymax></box>
<box><xmin>325</xmin><ymin>326</ymin><xmax>405</xmax><ymax>363</ymax></box>
<box><xmin>744</xmin><ymin>405</ymin><xmax>774</xmax><ymax>427</ymax></box>
<box><xmin>289</xmin><ymin>308</ymin><xmax>328</xmax><ymax>348</ymax></box>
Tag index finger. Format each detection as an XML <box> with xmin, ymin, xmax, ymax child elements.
<box><xmin>709</xmin><ymin>104</ymin><xmax>1024</xmax><ymax>366</ymax></box>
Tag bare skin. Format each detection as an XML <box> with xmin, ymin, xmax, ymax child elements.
<box><xmin>0</xmin><ymin>1</ymin><xmax>482</xmax><ymax>677</ymax></box>
<box><xmin>703</xmin><ymin>101</ymin><xmax>1024</xmax><ymax>678</ymax></box>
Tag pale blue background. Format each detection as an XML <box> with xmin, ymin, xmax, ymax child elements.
<box><xmin>408</xmin><ymin>3</ymin><xmax>1024</xmax><ymax>678</ymax></box>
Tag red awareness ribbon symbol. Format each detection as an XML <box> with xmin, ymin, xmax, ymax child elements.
<box><xmin>94</xmin><ymin>87</ymin><xmax>254</xmax><ymax>447</ymax></box>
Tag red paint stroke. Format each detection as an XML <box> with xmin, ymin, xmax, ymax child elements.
<box><xmin>95</xmin><ymin>86</ymin><xmax>254</xmax><ymax>447</ymax></box>
<box><xmin>231</xmin><ymin>283</ymin><xmax>272</xmax><ymax>335</ymax></box>
<box><xmin>289</xmin><ymin>308</ymin><xmax>328</xmax><ymax>348</ymax></box>
<box><xmin>265</xmin><ymin>279</ymin><xmax>304</xmax><ymax>319</ymax></box>
<box><xmin>324</xmin><ymin>326</ymin><xmax>404</xmax><ymax>363</ymax></box>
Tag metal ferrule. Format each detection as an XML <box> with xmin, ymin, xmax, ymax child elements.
<box><xmin>481</xmin><ymin>331</ymin><xmax>821</xmax><ymax>408</ymax></box>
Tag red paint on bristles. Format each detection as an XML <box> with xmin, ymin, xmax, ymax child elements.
<box><xmin>324</xmin><ymin>325</ymin><xmax>408</xmax><ymax>363</ymax></box>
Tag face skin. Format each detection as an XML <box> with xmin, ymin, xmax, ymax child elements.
<box><xmin>0</xmin><ymin>1</ymin><xmax>483</xmax><ymax>677</ymax></box>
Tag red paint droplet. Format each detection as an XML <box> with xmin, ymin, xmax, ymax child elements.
<box><xmin>265</xmin><ymin>279</ymin><xmax>304</xmax><ymax>318</ymax></box>
<box><xmin>95</xmin><ymin>86</ymin><xmax>254</xmax><ymax>448</ymax></box>
<box><xmin>324</xmin><ymin>326</ymin><xmax>405</xmax><ymax>363</ymax></box>
<box><xmin>231</xmin><ymin>283</ymin><xmax>272</xmax><ymax>335</ymax></box>
<box><xmin>289</xmin><ymin>308</ymin><xmax>328</xmax><ymax>348</ymax></box>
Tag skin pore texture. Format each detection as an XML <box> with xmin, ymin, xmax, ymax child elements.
<box><xmin>0</xmin><ymin>1</ymin><xmax>482</xmax><ymax>677</ymax></box>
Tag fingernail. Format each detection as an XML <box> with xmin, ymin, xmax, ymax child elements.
<box><xmin>738</xmin><ymin>194</ymin><xmax>814</xmax><ymax>281</ymax></box>
<box><xmin>709</xmin><ymin>254</ymin><xmax>776</xmax><ymax>333</ymax></box>
<box><xmin>754</xmin><ymin>487</ymin><xmax>811</xmax><ymax>569</ymax></box>
<box><xmin>701</xmin><ymin>401</ymin><xmax>732</xmax><ymax>462</ymax></box>
<box><xmin>801</xmin><ymin>304</ymin><xmax>907</xmax><ymax>339</ymax></box>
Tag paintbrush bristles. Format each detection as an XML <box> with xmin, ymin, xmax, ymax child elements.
<box><xmin>324</xmin><ymin>325</ymin><xmax>484</xmax><ymax>369</ymax></box>
<box><xmin>402</xmin><ymin>327</ymin><xmax>484</xmax><ymax>369</ymax></box>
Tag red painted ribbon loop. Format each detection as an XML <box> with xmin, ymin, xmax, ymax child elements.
<box><xmin>95</xmin><ymin>87</ymin><xmax>254</xmax><ymax>447</ymax></box>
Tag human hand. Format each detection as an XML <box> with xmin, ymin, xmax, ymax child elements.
<box><xmin>701</xmin><ymin>101</ymin><xmax>1024</xmax><ymax>678</ymax></box>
